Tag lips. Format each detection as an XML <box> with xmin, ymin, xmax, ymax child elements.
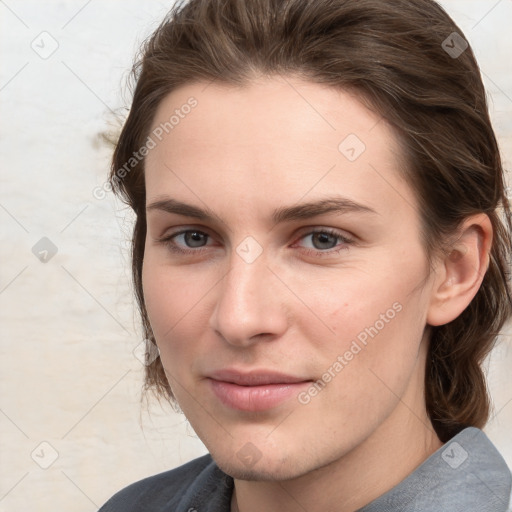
<box><xmin>209</xmin><ymin>368</ymin><xmax>309</xmax><ymax>386</ymax></box>
<box><xmin>206</xmin><ymin>368</ymin><xmax>312</xmax><ymax>411</ymax></box>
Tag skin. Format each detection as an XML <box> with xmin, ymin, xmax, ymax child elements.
<box><xmin>141</xmin><ymin>75</ymin><xmax>492</xmax><ymax>512</ymax></box>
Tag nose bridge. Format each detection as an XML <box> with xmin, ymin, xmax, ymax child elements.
<box><xmin>210</xmin><ymin>243</ymin><xmax>286</xmax><ymax>346</ymax></box>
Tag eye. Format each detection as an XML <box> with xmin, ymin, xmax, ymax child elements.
<box><xmin>157</xmin><ymin>229</ymin><xmax>213</xmax><ymax>254</ymax></box>
<box><xmin>294</xmin><ymin>228</ymin><xmax>354</xmax><ymax>257</ymax></box>
<box><xmin>175</xmin><ymin>230</ymin><xmax>209</xmax><ymax>248</ymax></box>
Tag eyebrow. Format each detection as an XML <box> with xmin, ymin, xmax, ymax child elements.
<box><xmin>146</xmin><ymin>196</ymin><xmax>378</xmax><ymax>226</ymax></box>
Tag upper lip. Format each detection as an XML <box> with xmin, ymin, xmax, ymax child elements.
<box><xmin>208</xmin><ymin>369</ymin><xmax>311</xmax><ymax>386</ymax></box>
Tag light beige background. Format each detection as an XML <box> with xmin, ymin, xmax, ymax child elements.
<box><xmin>0</xmin><ymin>1</ymin><xmax>511</xmax><ymax>510</ymax></box>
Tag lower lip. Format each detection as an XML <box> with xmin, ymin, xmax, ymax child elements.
<box><xmin>208</xmin><ymin>379</ymin><xmax>311</xmax><ymax>412</ymax></box>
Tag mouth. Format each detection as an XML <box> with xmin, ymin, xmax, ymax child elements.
<box><xmin>206</xmin><ymin>368</ymin><xmax>313</xmax><ymax>412</ymax></box>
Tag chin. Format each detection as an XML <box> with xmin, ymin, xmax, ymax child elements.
<box><xmin>215</xmin><ymin>458</ymin><xmax>300</xmax><ymax>482</ymax></box>
<box><xmin>210</xmin><ymin>446</ymin><xmax>312</xmax><ymax>482</ymax></box>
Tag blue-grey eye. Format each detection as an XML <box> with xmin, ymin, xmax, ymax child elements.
<box><xmin>180</xmin><ymin>231</ymin><xmax>209</xmax><ymax>248</ymax></box>
<box><xmin>304</xmin><ymin>231</ymin><xmax>340</xmax><ymax>250</ymax></box>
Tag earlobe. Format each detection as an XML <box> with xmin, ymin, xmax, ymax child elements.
<box><xmin>426</xmin><ymin>213</ymin><xmax>493</xmax><ymax>327</ymax></box>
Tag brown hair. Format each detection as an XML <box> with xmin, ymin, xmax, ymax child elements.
<box><xmin>110</xmin><ymin>0</ymin><xmax>512</xmax><ymax>443</ymax></box>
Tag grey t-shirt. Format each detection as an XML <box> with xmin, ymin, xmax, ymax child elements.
<box><xmin>98</xmin><ymin>427</ymin><xmax>512</xmax><ymax>511</ymax></box>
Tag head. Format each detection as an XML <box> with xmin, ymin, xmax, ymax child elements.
<box><xmin>110</xmin><ymin>0</ymin><xmax>511</xmax><ymax>479</ymax></box>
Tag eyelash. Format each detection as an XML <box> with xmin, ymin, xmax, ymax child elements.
<box><xmin>156</xmin><ymin>228</ymin><xmax>354</xmax><ymax>258</ymax></box>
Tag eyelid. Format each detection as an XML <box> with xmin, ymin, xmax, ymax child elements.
<box><xmin>292</xmin><ymin>226</ymin><xmax>355</xmax><ymax>244</ymax></box>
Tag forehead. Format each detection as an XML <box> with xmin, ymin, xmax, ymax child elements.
<box><xmin>144</xmin><ymin>76</ymin><xmax>417</xmax><ymax>222</ymax></box>
<box><xmin>148</xmin><ymin>76</ymin><xmax>391</xmax><ymax>152</ymax></box>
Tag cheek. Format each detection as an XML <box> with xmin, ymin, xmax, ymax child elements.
<box><xmin>143</xmin><ymin>250</ymin><xmax>197</xmax><ymax>328</ymax></box>
<box><xmin>329</xmin><ymin>281</ymin><xmax>429</xmax><ymax>402</ymax></box>
<box><xmin>142</xmin><ymin>258</ymin><xmax>169</xmax><ymax>334</ymax></box>
<box><xmin>299</xmin><ymin>254</ymin><xmax>430</xmax><ymax>387</ymax></box>
<box><xmin>142</xmin><ymin>256</ymin><xmax>187</xmax><ymax>350</ymax></box>
<box><xmin>299</xmin><ymin>265</ymin><xmax>419</xmax><ymax>345</ymax></box>
<box><xmin>141</xmin><ymin>253</ymin><xmax>213</xmax><ymax>370</ymax></box>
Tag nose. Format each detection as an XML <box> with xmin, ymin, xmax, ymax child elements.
<box><xmin>208</xmin><ymin>246</ymin><xmax>288</xmax><ymax>348</ymax></box>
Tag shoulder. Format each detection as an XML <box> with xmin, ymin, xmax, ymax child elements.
<box><xmin>433</xmin><ymin>427</ymin><xmax>512</xmax><ymax>511</ymax></box>
<box><xmin>360</xmin><ymin>427</ymin><xmax>512</xmax><ymax>512</ymax></box>
<box><xmin>98</xmin><ymin>453</ymin><xmax>233</xmax><ymax>512</ymax></box>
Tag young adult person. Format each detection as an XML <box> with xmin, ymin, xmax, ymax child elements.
<box><xmin>98</xmin><ymin>0</ymin><xmax>512</xmax><ymax>510</ymax></box>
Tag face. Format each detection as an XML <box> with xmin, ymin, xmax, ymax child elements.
<box><xmin>142</xmin><ymin>76</ymin><xmax>437</xmax><ymax>480</ymax></box>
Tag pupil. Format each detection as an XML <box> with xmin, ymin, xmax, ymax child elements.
<box><xmin>314</xmin><ymin>233</ymin><xmax>335</xmax><ymax>249</ymax></box>
<box><xmin>186</xmin><ymin>231</ymin><xmax>206</xmax><ymax>247</ymax></box>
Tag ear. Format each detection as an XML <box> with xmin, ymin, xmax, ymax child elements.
<box><xmin>426</xmin><ymin>213</ymin><xmax>493</xmax><ymax>327</ymax></box>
